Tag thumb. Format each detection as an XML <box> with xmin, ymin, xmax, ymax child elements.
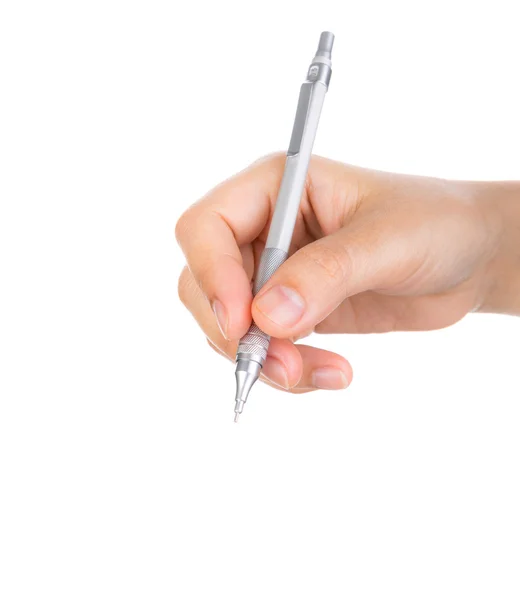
<box><xmin>251</xmin><ymin>214</ymin><xmax>415</xmax><ymax>339</ymax></box>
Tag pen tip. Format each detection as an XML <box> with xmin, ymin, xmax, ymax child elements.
<box><xmin>234</xmin><ymin>412</ymin><xmax>240</xmax><ymax>423</ymax></box>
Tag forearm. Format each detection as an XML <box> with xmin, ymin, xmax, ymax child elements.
<box><xmin>477</xmin><ymin>182</ymin><xmax>520</xmax><ymax>315</ymax></box>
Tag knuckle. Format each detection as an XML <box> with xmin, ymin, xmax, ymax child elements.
<box><xmin>300</xmin><ymin>241</ymin><xmax>351</xmax><ymax>287</ymax></box>
<box><xmin>177</xmin><ymin>267</ymin><xmax>192</xmax><ymax>307</ymax></box>
<box><xmin>174</xmin><ymin>207</ymin><xmax>195</xmax><ymax>247</ymax></box>
<box><xmin>174</xmin><ymin>215</ymin><xmax>186</xmax><ymax>246</ymax></box>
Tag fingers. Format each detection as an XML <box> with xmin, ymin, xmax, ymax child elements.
<box><xmin>178</xmin><ymin>265</ymin><xmax>303</xmax><ymax>388</ymax></box>
<box><xmin>175</xmin><ymin>155</ymin><xmax>286</xmax><ymax>340</ymax></box>
<box><xmin>291</xmin><ymin>344</ymin><xmax>352</xmax><ymax>392</ymax></box>
<box><xmin>251</xmin><ymin>208</ymin><xmax>422</xmax><ymax>339</ymax></box>
<box><xmin>178</xmin><ymin>266</ymin><xmax>352</xmax><ymax>393</ymax></box>
<box><xmin>315</xmin><ymin>289</ymin><xmax>476</xmax><ymax>334</ymax></box>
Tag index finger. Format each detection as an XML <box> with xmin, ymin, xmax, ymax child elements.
<box><xmin>175</xmin><ymin>154</ymin><xmax>285</xmax><ymax>340</ymax></box>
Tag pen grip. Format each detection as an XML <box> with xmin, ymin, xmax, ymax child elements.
<box><xmin>236</xmin><ymin>247</ymin><xmax>288</xmax><ymax>364</ymax></box>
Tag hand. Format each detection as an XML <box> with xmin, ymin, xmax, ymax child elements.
<box><xmin>175</xmin><ymin>154</ymin><xmax>515</xmax><ymax>393</ymax></box>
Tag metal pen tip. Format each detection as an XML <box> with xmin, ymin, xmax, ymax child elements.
<box><xmin>234</xmin><ymin>412</ymin><xmax>240</xmax><ymax>423</ymax></box>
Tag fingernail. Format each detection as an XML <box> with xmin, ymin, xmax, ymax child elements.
<box><xmin>255</xmin><ymin>285</ymin><xmax>305</xmax><ymax>328</ymax></box>
<box><xmin>312</xmin><ymin>367</ymin><xmax>349</xmax><ymax>390</ymax></box>
<box><xmin>212</xmin><ymin>300</ymin><xmax>228</xmax><ymax>340</ymax></box>
<box><xmin>262</xmin><ymin>357</ymin><xmax>289</xmax><ymax>389</ymax></box>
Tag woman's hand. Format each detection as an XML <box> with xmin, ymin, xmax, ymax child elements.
<box><xmin>175</xmin><ymin>154</ymin><xmax>516</xmax><ymax>393</ymax></box>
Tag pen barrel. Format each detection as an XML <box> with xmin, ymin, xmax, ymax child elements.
<box><xmin>236</xmin><ymin>247</ymin><xmax>288</xmax><ymax>364</ymax></box>
<box><xmin>235</xmin><ymin>31</ymin><xmax>333</xmax><ymax>372</ymax></box>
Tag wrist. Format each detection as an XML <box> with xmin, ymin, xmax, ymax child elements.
<box><xmin>475</xmin><ymin>181</ymin><xmax>520</xmax><ymax>315</ymax></box>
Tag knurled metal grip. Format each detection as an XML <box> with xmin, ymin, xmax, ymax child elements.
<box><xmin>236</xmin><ymin>247</ymin><xmax>288</xmax><ymax>364</ymax></box>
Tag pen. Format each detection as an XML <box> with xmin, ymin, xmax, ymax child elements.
<box><xmin>234</xmin><ymin>31</ymin><xmax>334</xmax><ymax>422</ymax></box>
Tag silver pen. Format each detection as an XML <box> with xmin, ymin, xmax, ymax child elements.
<box><xmin>234</xmin><ymin>31</ymin><xmax>335</xmax><ymax>422</ymax></box>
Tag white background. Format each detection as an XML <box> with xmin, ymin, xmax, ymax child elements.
<box><xmin>1</xmin><ymin>1</ymin><xmax>519</xmax><ymax>598</ymax></box>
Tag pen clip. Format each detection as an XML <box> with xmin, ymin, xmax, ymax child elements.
<box><xmin>287</xmin><ymin>82</ymin><xmax>313</xmax><ymax>156</ymax></box>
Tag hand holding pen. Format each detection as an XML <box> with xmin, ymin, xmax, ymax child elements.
<box><xmin>176</xmin><ymin>37</ymin><xmax>520</xmax><ymax>419</ymax></box>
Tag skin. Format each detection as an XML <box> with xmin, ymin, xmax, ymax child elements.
<box><xmin>175</xmin><ymin>154</ymin><xmax>520</xmax><ymax>393</ymax></box>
